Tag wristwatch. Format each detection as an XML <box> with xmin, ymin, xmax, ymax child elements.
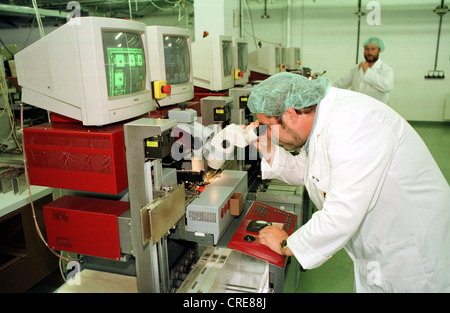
<box><xmin>280</xmin><ymin>236</ymin><xmax>289</xmax><ymax>256</ymax></box>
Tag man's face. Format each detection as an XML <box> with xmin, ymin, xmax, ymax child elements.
<box><xmin>256</xmin><ymin>111</ymin><xmax>312</xmax><ymax>151</ymax></box>
<box><xmin>364</xmin><ymin>45</ymin><xmax>380</xmax><ymax>63</ymax></box>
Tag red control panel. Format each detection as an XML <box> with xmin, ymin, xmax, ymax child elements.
<box><xmin>228</xmin><ymin>201</ymin><xmax>297</xmax><ymax>268</ymax></box>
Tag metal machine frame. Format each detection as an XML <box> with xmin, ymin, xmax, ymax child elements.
<box><xmin>124</xmin><ymin>117</ymin><xmax>178</xmax><ymax>292</ymax></box>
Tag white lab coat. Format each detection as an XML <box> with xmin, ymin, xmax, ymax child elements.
<box><xmin>261</xmin><ymin>87</ymin><xmax>450</xmax><ymax>292</ymax></box>
<box><xmin>333</xmin><ymin>59</ymin><xmax>394</xmax><ymax>104</ymax></box>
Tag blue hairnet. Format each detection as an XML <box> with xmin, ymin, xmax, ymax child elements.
<box><xmin>247</xmin><ymin>72</ymin><xmax>331</xmax><ymax>117</ymax></box>
<box><xmin>363</xmin><ymin>36</ymin><xmax>385</xmax><ymax>53</ymax></box>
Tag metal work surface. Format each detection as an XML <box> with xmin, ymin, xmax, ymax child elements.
<box><xmin>177</xmin><ymin>247</ymin><xmax>269</xmax><ymax>293</ymax></box>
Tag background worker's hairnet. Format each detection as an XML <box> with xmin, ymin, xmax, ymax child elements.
<box><xmin>363</xmin><ymin>36</ymin><xmax>385</xmax><ymax>52</ymax></box>
<box><xmin>247</xmin><ymin>72</ymin><xmax>331</xmax><ymax>117</ymax></box>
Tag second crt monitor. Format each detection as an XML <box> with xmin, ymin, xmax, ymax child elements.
<box><xmin>232</xmin><ymin>37</ymin><xmax>249</xmax><ymax>86</ymax></box>
<box><xmin>146</xmin><ymin>26</ymin><xmax>194</xmax><ymax>107</ymax></box>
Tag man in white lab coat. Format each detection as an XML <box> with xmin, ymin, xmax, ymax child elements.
<box><xmin>333</xmin><ymin>37</ymin><xmax>394</xmax><ymax>104</ymax></box>
<box><xmin>250</xmin><ymin>72</ymin><xmax>450</xmax><ymax>292</ymax></box>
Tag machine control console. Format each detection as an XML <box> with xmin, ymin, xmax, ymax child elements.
<box><xmin>228</xmin><ymin>201</ymin><xmax>298</xmax><ymax>267</ymax></box>
<box><xmin>246</xmin><ymin>220</ymin><xmax>272</xmax><ymax>232</ymax></box>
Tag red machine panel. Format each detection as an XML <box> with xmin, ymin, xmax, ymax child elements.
<box><xmin>23</xmin><ymin>122</ymin><xmax>127</xmax><ymax>194</ymax></box>
<box><xmin>228</xmin><ymin>201</ymin><xmax>297</xmax><ymax>268</ymax></box>
<box><xmin>44</xmin><ymin>195</ymin><xmax>129</xmax><ymax>260</ymax></box>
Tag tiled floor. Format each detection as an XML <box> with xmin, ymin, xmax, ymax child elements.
<box><xmin>283</xmin><ymin>122</ymin><xmax>450</xmax><ymax>293</ymax></box>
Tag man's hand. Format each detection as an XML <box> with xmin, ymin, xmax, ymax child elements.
<box><xmin>244</xmin><ymin>121</ymin><xmax>276</xmax><ymax>165</ymax></box>
<box><xmin>358</xmin><ymin>61</ymin><xmax>370</xmax><ymax>73</ymax></box>
<box><xmin>258</xmin><ymin>225</ymin><xmax>293</xmax><ymax>256</ymax></box>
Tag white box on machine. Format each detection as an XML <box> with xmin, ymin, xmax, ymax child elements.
<box><xmin>186</xmin><ymin>170</ymin><xmax>247</xmax><ymax>244</ymax></box>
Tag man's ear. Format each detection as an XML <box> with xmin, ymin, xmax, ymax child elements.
<box><xmin>284</xmin><ymin>107</ymin><xmax>298</xmax><ymax>124</ymax></box>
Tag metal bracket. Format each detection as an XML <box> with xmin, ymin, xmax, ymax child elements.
<box><xmin>140</xmin><ymin>183</ymin><xmax>186</xmax><ymax>245</ymax></box>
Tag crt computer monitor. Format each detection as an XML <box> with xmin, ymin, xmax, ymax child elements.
<box><xmin>286</xmin><ymin>47</ymin><xmax>301</xmax><ymax>70</ymax></box>
<box><xmin>232</xmin><ymin>37</ymin><xmax>249</xmax><ymax>86</ymax></box>
<box><xmin>248</xmin><ymin>44</ymin><xmax>282</xmax><ymax>76</ymax></box>
<box><xmin>192</xmin><ymin>34</ymin><xmax>234</xmax><ymax>91</ymax></box>
<box><xmin>15</xmin><ymin>17</ymin><xmax>155</xmax><ymax>126</ymax></box>
<box><xmin>146</xmin><ymin>26</ymin><xmax>193</xmax><ymax>107</ymax></box>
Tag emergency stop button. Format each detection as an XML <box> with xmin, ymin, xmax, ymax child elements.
<box><xmin>162</xmin><ymin>84</ymin><xmax>171</xmax><ymax>95</ymax></box>
<box><xmin>234</xmin><ymin>69</ymin><xmax>244</xmax><ymax>80</ymax></box>
<box><xmin>153</xmin><ymin>80</ymin><xmax>171</xmax><ymax>99</ymax></box>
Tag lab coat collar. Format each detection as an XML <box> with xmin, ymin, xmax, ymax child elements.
<box><xmin>368</xmin><ymin>58</ymin><xmax>383</xmax><ymax>71</ymax></box>
<box><xmin>305</xmin><ymin>102</ymin><xmax>320</xmax><ymax>154</ymax></box>
<box><xmin>308</xmin><ymin>87</ymin><xmax>338</xmax><ymax>139</ymax></box>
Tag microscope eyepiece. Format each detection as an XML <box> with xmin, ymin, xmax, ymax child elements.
<box><xmin>254</xmin><ymin>125</ymin><xmax>267</xmax><ymax>136</ymax></box>
<box><xmin>221</xmin><ymin>140</ymin><xmax>231</xmax><ymax>149</ymax></box>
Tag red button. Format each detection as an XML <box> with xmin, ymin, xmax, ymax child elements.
<box><xmin>162</xmin><ymin>84</ymin><xmax>171</xmax><ymax>95</ymax></box>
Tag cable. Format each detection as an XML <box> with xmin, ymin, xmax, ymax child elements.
<box><xmin>155</xmin><ymin>98</ymin><xmax>162</xmax><ymax>109</ymax></box>
<box><xmin>20</xmin><ymin>102</ymin><xmax>80</xmax><ymax>263</ymax></box>
<box><xmin>148</xmin><ymin>0</ymin><xmax>179</xmax><ymax>11</ymax></box>
<box><xmin>22</xmin><ymin>16</ymin><xmax>36</xmax><ymax>50</ymax></box>
<box><xmin>243</xmin><ymin>0</ymin><xmax>258</xmax><ymax>49</ymax></box>
<box><xmin>0</xmin><ymin>69</ymin><xmax>21</xmax><ymax>151</ymax></box>
<box><xmin>31</xmin><ymin>0</ymin><xmax>46</xmax><ymax>38</ymax></box>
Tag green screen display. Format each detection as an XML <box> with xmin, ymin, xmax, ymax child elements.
<box><xmin>163</xmin><ymin>36</ymin><xmax>190</xmax><ymax>85</ymax></box>
<box><xmin>102</xmin><ymin>31</ymin><xmax>146</xmax><ymax>97</ymax></box>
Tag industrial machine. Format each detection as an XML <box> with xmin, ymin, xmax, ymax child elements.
<box><xmin>15</xmin><ymin>17</ymin><xmax>305</xmax><ymax>294</ymax></box>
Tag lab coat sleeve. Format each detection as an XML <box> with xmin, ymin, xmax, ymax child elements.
<box><xmin>260</xmin><ymin>145</ymin><xmax>307</xmax><ymax>186</ymax></box>
<box><xmin>288</xmin><ymin>110</ymin><xmax>397</xmax><ymax>270</ymax></box>
<box><xmin>361</xmin><ymin>64</ymin><xmax>394</xmax><ymax>93</ymax></box>
<box><xmin>332</xmin><ymin>66</ymin><xmax>356</xmax><ymax>89</ymax></box>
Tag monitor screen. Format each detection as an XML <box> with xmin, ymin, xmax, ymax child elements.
<box><xmin>222</xmin><ymin>40</ymin><xmax>233</xmax><ymax>78</ymax></box>
<box><xmin>275</xmin><ymin>48</ymin><xmax>281</xmax><ymax>68</ymax></box>
<box><xmin>237</xmin><ymin>42</ymin><xmax>248</xmax><ymax>72</ymax></box>
<box><xmin>295</xmin><ymin>48</ymin><xmax>301</xmax><ymax>62</ymax></box>
<box><xmin>163</xmin><ymin>35</ymin><xmax>190</xmax><ymax>85</ymax></box>
<box><xmin>102</xmin><ymin>31</ymin><xmax>146</xmax><ymax>97</ymax></box>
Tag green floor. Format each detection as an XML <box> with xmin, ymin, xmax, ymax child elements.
<box><xmin>283</xmin><ymin>121</ymin><xmax>450</xmax><ymax>293</ymax></box>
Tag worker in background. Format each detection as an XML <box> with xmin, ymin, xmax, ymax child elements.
<box><xmin>333</xmin><ymin>37</ymin><xmax>394</xmax><ymax>104</ymax></box>
<box><xmin>248</xmin><ymin>72</ymin><xmax>450</xmax><ymax>292</ymax></box>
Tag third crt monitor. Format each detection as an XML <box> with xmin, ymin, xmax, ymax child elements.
<box><xmin>15</xmin><ymin>17</ymin><xmax>155</xmax><ymax>126</ymax></box>
<box><xmin>286</xmin><ymin>47</ymin><xmax>301</xmax><ymax>70</ymax></box>
<box><xmin>232</xmin><ymin>37</ymin><xmax>249</xmax><ymax>86</ymax></box>
<box><xmin>146</xmin><ymin>26</ymin><xmax>194</xmax><ymax>107</ymax></box>
<box><xmin>248</xmin><ymin>44</ymin><xmax>282</xmax><ymax>76</ymax></box>
<box><xmin>192</xmin><ymin>34</ymin><xmax>234</xmax><ymax>91</ymax></box>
